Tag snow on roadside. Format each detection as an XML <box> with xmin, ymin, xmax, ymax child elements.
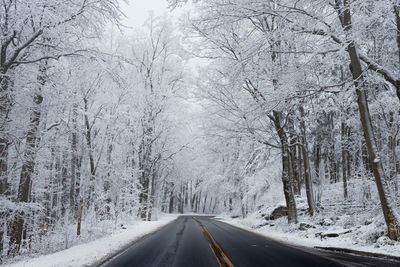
<box><xmin>7</xmin><ymin>214</ymin><xmax>178</xmax><ymax>267</ymax></box>
<box><xmin>217</xmin><ymin>201</ymin><xmax>400</xmax><ymax>259</ymax></box>
<box><xmin>216</xmin><ymin>178</ymin><xmax>400</xmax><ymax>259</ymax></box>
<box><xmin>216</xmin><ymin>213</ymin><xmax>324</xmax><ymax>248</ymax></box>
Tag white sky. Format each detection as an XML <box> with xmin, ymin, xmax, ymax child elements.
<box><xmin>120</xmin><ymin>0</ymin><xmax>171</xmax><ymax>29</ymax></box>
<box><xmin>118</xmin><ymin>0</ymin><xmax>207</xmax><ymax>68</ymax></box>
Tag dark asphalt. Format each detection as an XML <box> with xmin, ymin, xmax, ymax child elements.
<box><xmin>104</xmin><ymin>216</ymin><xmax>400</xmax><ymax>267</ymax></box>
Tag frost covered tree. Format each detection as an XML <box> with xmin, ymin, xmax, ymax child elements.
<box><xmin>0</xmin><ymin>0</ymin><xmax>122</xmax><ymax>255</ymax></box>
<box><xmin>174</xmin><ymin>0</ymin><xmax>400</xmax><ymax>240</ymax></box>
<box><xmin>0</xmin><ymin>1</ymin><xmax>194</xmax><ymax>261</ymax></box>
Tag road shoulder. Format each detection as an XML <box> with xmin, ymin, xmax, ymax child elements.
<box><xmin>217</xmin><ymin>216</ymin><xmax>400</xmax><ymax>264</ymax></box>
<box><xmin>7</xmin><ymin>214</ymin><xmax>179</xmax><ymax>267</ymax></box>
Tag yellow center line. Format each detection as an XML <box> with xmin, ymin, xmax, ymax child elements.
<box><xmin>207</xmin><ymin>242</ymin><xmax>225</xmax><ymax>267</ymax></box>
<box><xmin>192</xmin><ymin>217</ymin><xmax>235</xmax><ymax>267</ymax></box>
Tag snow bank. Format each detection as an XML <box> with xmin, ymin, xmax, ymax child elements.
<box><xmin>7</xmin><ymin>214</ymin><xmax>178</xmax><ymax>267</ymax></box>
<box><xmin>217</xmin><ymin>179</ymin><xmax>400</xmax><ymax>259</ymax></box>
<box><xmin>218</xmin><ymin>215</ymin><xmax>400</xmax><ymax>258</ymax></box>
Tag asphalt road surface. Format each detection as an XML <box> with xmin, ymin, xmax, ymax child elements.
<box><xmin>104</xmin><ymin>216</ymin><xmax>400</xmax><ymax>267</ymax></box>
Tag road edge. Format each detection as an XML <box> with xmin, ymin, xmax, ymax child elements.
<box><xmin>314</xmin><ymin>246</ymin><xmax>400</xmax><ymax>262</ymax></box>
<box><xmin>93</xmin><ymin>216</ymin><xmax>179</xmax><ymax>267</ymax></box>
<box><xmin>216</xmin><ymin>218</ymin><xmax>400</xmax><ymax>263</ymax></box>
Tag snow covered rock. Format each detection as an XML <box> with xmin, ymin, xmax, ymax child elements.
<box><xmin>265</xmin><ymin>206</ymin><xmax>287</xmax><ymax>220</ymax></box>
<box><xmin>316</xmin><ymin>229</ymin><xmax>352</xmax><ymax>239</ymax></box>
<box><xmin>375</xmin><ymin>236</ymin><xmax>395</xmax><ymax>248</ymax></box>
<box><xmin>299</xmin><ymin>223</ymin><xmax>316</xmax><ymax>231</ymax></box>
<box><xmin>318</xmin><ymin>218</ymin><xmax>334</xmax><ymax>226</ymax></box>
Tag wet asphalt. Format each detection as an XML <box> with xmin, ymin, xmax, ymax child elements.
<box><xmin>104</xmin><ymin>216</ymin><xmax>400</xmax><ymax>267</ymax></box>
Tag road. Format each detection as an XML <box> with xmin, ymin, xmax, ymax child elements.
<box><xmin>104</xmin><ymin>216</ymin><xmax>400</xmax><ymax>267</ymax></box>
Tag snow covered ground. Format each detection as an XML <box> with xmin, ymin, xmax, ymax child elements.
<box><xmin>6</xmin><ymin>214</ymin><xmax>178</xmax><ymax>267</ymax></box>
<box><xmin>219</xmin><ymin>214</ymin><xmax>400</xmax><ymax>258</ymax></box>
<box><xmin>217</xmin><ymin>179</ymin><xmax>400</xmax><ymax>259</ymax></box>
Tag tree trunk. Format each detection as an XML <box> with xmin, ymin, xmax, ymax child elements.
<box><xmin>147</xmin><ymin>170</ymin><xmax>157</xmax><ymax>221</ymax></box>
<box><xmin>75</xmin><ymin>156</ymin><xmax>82</xmax><ymax>218</ymax></box>
<box><xmin>341</xmin><ymin>121</ymin><xmax>348</xmax><ymax>199</ymax></box>
<box><xmin>271</xmin><ymin>111</ymin><xmax>298</xmax><ymax>224</ymax></box>
<box><xmin>9</xmin><ymin>63</ymin><xmax>46</xmax><ymax>253</ymax></box>
<box><xmin>83</xmin><ymin>97</ymin><xmax>96</xmax><ymax>206</ymax></box>
<box><xmin>203</xmin><ymin>195</ymin><xmax>208</xmax><ymax>213</ymax></box>
<box><xmin>314</xmin><ymin>142</ymin><xmax>321</xmax><ymax>182</ymax></box>
<box><xmin>76</xmin><ymin>198</ymin><xmax>83</xmax><ymax>236</ymax></box>
<box><xmin>191</xmin><ymin>192</ymin><xmax>196</xmax><ymax>211</ymax></box>
<box><xmin>328</xmin><ymin>113</ymin><xmax>336</xmax><ymax>183</ymax></box>
<box><xmin>60</xmin><ymin>151</ymin><xmax>68</xmax><ymax>219</ymax></box>
<box><xmin>138</xmin><ymin>172</ymin><xmax>149</xmax><ymax>219</ymax></box>
<box><xmin>169</xmin><ymin>191</ymin><xmax>174</xmax><ymax>213</ymax></box>
<box><xmin>184</xmin><ymin>183</ymin><xmax>189</xmax><ymax>209</ymax></box>
<box><xmin>297</xmin><ymin>144</ymin><xmax>303</xmax><ymax>190</ymax></box>
<box><xmin>347</xmin><ymin>127</ymin><xmax>352</xmax><ymax>180</ymax></box>
<box><xmin>0</xmin><ymin>74</ymin><xmax>12</xmax><ymax>197</ymax></box>
<box><xmin>138</xmin><ymin>123</ymin><xmax>152</xmax><ymax>220</ymax></box>
<box><xmin>393</xmin><ymin>4</ymin><xmax>400</xmax><ymax>105</ymax></box>
<box><xmin>340</xmin><ymin>65</ymin><xmax>349</xmax><ymax>199</ymax></box>
<box><xmin>337</xmin><ymin>0</ymin><xmax>400</xmax><ymax>240</ymax></box>
<box><xmin>195</xmin><ymin>192</ymin><xmax>201</xmax><ymax>213</ymax></box>
<box><xmin>388</xmin><ymin>112</ymin><xmax>399</xmax><ymax>193</ymax></box>
<box><xmin>394</xmin><ymin>5</ymin><xmax>400</xmax><ymax>68</ymax></box>
<box><xmin>212</xmin><ymin>199</ymin><xmax>218</xmax><ymax>214</ymax></box>
<box><xmin>103</xmin><ymin>140</ymin><xmax>113</xmax><ymax>218</ymax></box>
<box><xmin>0</xmin><ymin>74</ymin><xmax>11</xmax><ymax>256</ymax></box>
<box><xmin>209</xmin><ymin>197</ymin><xmax>213</xmax><ymax>211</ymax></box>
<box><xmin>361</xmin><ymin>139</ymin><xmax>371</xmax><ymax>172</ymax></box>
<box><xmin>70</xmin><ymin>103</ymin><xmax>79</xmax><ymax>217</ymax></box>
<box><xmin>299</xmin><ymin>106</ymin><xmax>315</xmax><ymax>216</ymax></box>
<box><xmin>289</xmin><ymin>117</ymin><xmax>300</xmax><ymax>195</ymax></box>
<box><xmin>50</xmin><ymin>146</ymin><xmax>60</xmax><ymax>225</ymax></box>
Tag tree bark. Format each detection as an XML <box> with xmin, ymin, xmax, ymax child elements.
<box><xmin>299</xmin><ymin>106</ymin><xmax>315</xmax><ymax>216</ymax></box>
<box><xmin>203</xmin><ymin>195</ymin><xmax>208</xmax><ymax>213</ymax></box>
<box><xmin>297</xmin><ymin>144</ymin><xmax>303</xmax><ymax>192</ymax></box>
<box><xmin>394</xmin><ymin>5</ymin><xmax>400</xmax><ymax>67</ymax></box>
<box><xmin>50</xmin><ymin>146</ymin><xmax>59</xmax><ymax>225</ymax></box>
<box><xmin>70</xmin><ymin>103</ymin><xmax>79</xmax><ymax>217</ymax></box>
<box><xmin>388</xmin><ymin>112</ymin><xmax>399</xmax><ymax>193</ymax></box>
<box><xmin>83</xmin><ymin>97</ymin><xmax>96</xmax><ymax>206</ymax></box>
<box><xmin>346</xmin><ymin>127</ymin><xmax>352</xmax><ymax>180</ymax></box>
<box><xmin>0</xmin><ymin>75</ymin><xmax>11</xmax><ymax>196</ymax></box>
<box><xmin>169</xmin><ymin>191</ymin><xmax>174</xmax><ymax>213</ymax></box>
<box><xmin>271</xmin><ymin>111</ymin><xmax>298</xmax><ymax>224</ymax></box>
<box><xmin>288</xmin><ymin>117</ymin><xmax>300</xmax><ymax>195</ymax></box>
<box><xmin>9</xmin><ymin>62</ymin><xmax>46</xmax><ymax>253</ymax></box>
<box><xmin>314</xmin><ymin>141</ymin><xmax>321</xmax><ymax>182</ymax></box>
<box><xmin>0</xmin><ymin>73</ymin><xmax>12</xmax><ymax>255</ymax></box>
<box><xmin>138</xmin><ymin>120</ymin><xmax>153</xmax><ymax>220</ymax></box>
<box><xmin>340</xmin><ymin>65</ymin><xmax>349</xmax><ymax>199</ymax></box>
<box><xmin>147</xmin><ymin>170</ymin><xmax>157</xmax><ymax>221</ymax></box>
<box><xmin>76</xmin><ymin>198</ymin><xmax>83</xmax><ymax>236</ymax></box>
<box><xmin>341</xmin><ymin>120</ymin><xmax>348</xmax><ymax>199</ymax></box>
<box><xmin>328</xmin><ymin>113</ymin><xmax>337</xmax><ymax>183</ymax></box>
<box><xmin>60</xmin><ymin>151</ymin><xmax>68</xmax><ymax>219</ymax></box>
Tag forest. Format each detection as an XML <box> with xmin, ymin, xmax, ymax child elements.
<box><xmin>1</xmin><ymin>0</ymin><xmax>400</xmax><ymax>264</ymax></box>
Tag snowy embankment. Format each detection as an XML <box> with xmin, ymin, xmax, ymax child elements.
<box><xmin>7</xmin><ymin>214</ymin><xmax>178</xmax><ymax>267</ymax></box>
<box><xmin>218</xmin><ymin>179</ymin><xmax>400</xmax><ymax>259</ymax></box>
<box><xmin>219</xmin><ymin>215</ymin><xmax>400</xmax><ymax>258</ymax></box>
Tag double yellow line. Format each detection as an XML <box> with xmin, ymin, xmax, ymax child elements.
<box><xmin>192</xmin><ymin>217</ymin><xmax>234</xmax><ymax>267</ymax></box>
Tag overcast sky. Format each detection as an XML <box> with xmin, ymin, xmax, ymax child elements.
<box><xmin>120</xmin><ymin>0</ymin><xmax>172</xmax><ymax>29</ymax></box>
<box><xmin>119</xmin><ymin>0</ymin><xmax>205</xmax><ymax>69</ymax></box>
